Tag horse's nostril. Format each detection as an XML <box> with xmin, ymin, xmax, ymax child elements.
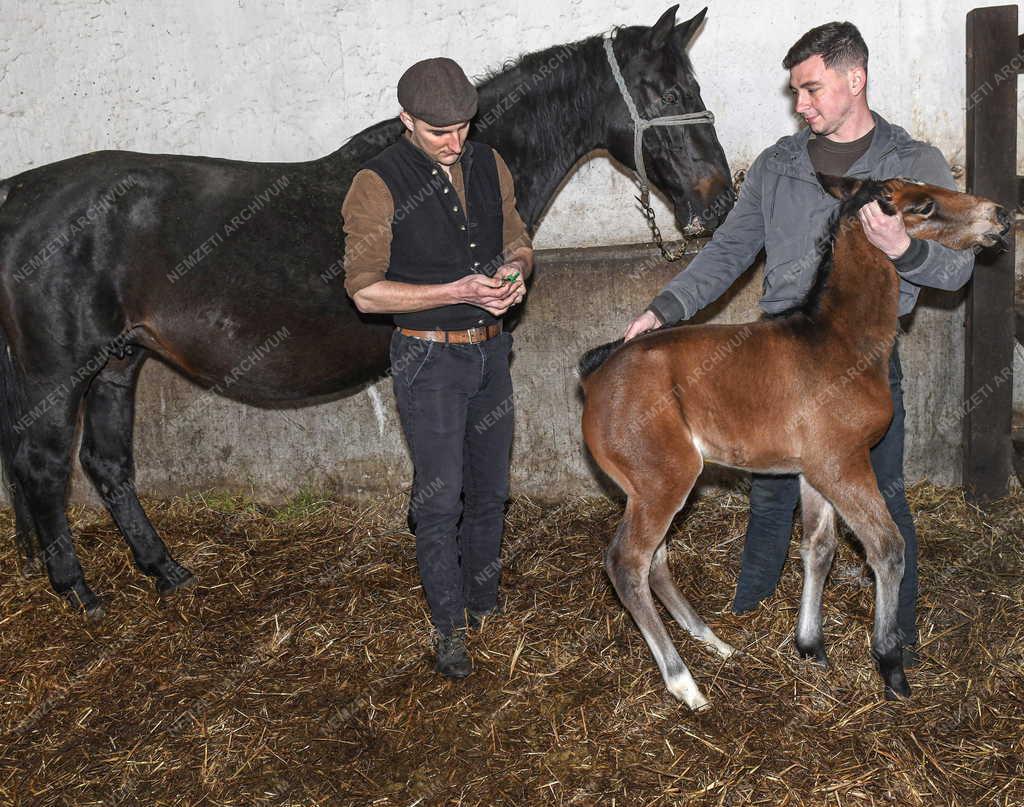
<box><xmin>993</xmin><ymin>206</ymin><xmax>1012</xmax><ymax>236</ymax></box>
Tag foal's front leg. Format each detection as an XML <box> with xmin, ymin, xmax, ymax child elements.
<box><xmin>795</xmin><ymin>476</ymin><xmax>838</xmax><ymax>665</ymax></box>
<box><xmin>649</xmin><ymin>542</ymin><xmax>736</xmax><ymax>659</ymax></box>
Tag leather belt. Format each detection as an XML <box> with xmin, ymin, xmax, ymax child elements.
<box><xmin>398</xmin><ymin>322</ymin><xmax>502</xmax><ymax>344</ymax></box>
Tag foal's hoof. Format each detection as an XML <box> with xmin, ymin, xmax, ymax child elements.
<box><xmin>667</xmin><ymin>674</ymin><xmax>709</xmax><ymax>711</ymax></box>
<box><xmin>155</xmin><ymin>563</ymin><xmax>196</xmax><ymax>595</ymax></box>
<box><xmin>873</xmin><ymin>647</ymin><xmax>911</xmax><ymax>700</ymax></box>
<box><xmin>796</xmin><ymin>640</ymin><xmax>829</xmax><ymax>668</ymax></box>
<box><xmin>883</xmin><ymin>669</ymin><xmax>911</xmax><ymax>700</ymax></box>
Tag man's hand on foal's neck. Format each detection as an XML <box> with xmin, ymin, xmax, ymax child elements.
<box><xmin>857</xmin><ymin>200</ymin><xmax>912</xmax><ymax>259</ymax></box>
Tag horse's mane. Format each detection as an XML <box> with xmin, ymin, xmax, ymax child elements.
<box><xmin>765</xmin><ymin>179</ymin><xmax>895</xmax><ymax>322</ymax></box>
<box><xmin>474</xmin><ymin>26</ymin><xmax>621</xmax><ymax>85</ymax></box>
<box><xmin>341</xmin><ymin>32</ymin><xmax>610</xmax><ymax>184</ymax></box>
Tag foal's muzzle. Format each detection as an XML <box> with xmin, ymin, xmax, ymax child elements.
<box><xmin>996</xmin><ymin>205</ymin><xmax>1012</xmax><ymax>237</ymax></box>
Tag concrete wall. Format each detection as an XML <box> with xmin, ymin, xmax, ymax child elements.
<box><xmin>0</xmin><ymin>0</ymin><xmax>1020</xmax><ymax>502</ymax></box>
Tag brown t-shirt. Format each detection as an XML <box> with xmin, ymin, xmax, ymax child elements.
<box><xmin>341</xmin><ymin>136</ymin><xmax>533</xmax><ymax>298</ymax></box>
<box><xmin>807</xmin><ymin>127</ymin><xmax>875</xmax><ymax>177</ymax></box>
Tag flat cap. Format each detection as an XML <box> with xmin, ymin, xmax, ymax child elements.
<box><xmin>397</xmin><ymin>57</ymin><xmax>478</xmax><ymax>126</ymax></box>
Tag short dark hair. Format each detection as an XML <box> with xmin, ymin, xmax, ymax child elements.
<box><xmin>782</xmin><ymin>21</ymin><xmax>868</xmax><ymax>72</ymax></box>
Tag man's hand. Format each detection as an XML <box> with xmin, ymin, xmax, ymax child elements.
<box><xmin>624</xmin><ymin>310</ymin><xmax>662</xmax><ymax>341</ymax></box>
<box><xmin>859</xmin><ymin>200</ymin><xmax>911</xmax><ymax>259</ymax></box>
<box><xmin>496</xmin><ymin>261</ymin><xmax>527</xmax><ymax>307</ymax></box>
<box><xmin>452</xmin><ymin>273</ymin><xmax>520</xmax><ymax>316</ymax></box>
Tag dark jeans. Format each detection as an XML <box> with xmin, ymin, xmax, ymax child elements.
<box><xmin>390</xmin><ymin>329</ymin><xmax>515</xmax><ymax>636</ymax></box>
<box><xmin>733</xmin><ymin>345</ymin><xmax>919</xmax><ymax>645</ymax></box>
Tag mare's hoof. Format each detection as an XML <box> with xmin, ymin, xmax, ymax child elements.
<box><xmin>156</xmin><ymin>563</ymin><xmax>196</xmax><ymax>595</ymax></box>
<box><xmin>86</xmin><ymin>601</ymin><xmax>107</xmax><ymax>621</ymax></box>
<box><xmin>20</xmin><ymin>557</ymin><xmax>45</xmax><ymax>579</ymax></box>
<box><xmin>884</xmin><ymin>679</ymin><xmax>911</xmax><ymax>701</ymax></box>
<box><xmin>796</xmin><ymin>640</ymin><xmax>829</xmax><ymax>668</ymax></box>
<box><xmin>64</xmin><ymin>584</ymin><xmax>104</xmax><ymax>620</ymax></box>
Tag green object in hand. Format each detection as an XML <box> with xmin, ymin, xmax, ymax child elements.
<box><xmin>502</xmin><ymin>270</ymin><xmax>520</xmax><ymax>284</ymax></box>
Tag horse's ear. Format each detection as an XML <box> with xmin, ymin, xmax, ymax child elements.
<box><xmin>817</xmin><ymin>173</ymin><xmax>863</xmax><ymax>201</ymax></box>
<box><xmin>674</xmin><ymin>7</ymin><xmax>708</xmax><ymax>50</ymax></box>
<box><xmin>647</xmin><ymin>5</ymin><xmax>680</xmax><ymax>50</ymax></box>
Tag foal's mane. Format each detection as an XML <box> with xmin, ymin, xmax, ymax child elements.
<box><xmin>765</xmin><ymin>179</ymin><xmax>895</xmax><ymax>322</ymax></box>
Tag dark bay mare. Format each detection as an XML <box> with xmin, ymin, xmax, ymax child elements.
<box><xmin>579</xmin><ymin>177</ymin><xmax>1009</xmax><ymax>707</ymax></box>
<box><xmin>0</xmin><ymin>6</ymin><xmax>731</xmax><ymax>616</ymax></box>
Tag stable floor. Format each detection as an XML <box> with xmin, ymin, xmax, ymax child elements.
<box><xmin>1</xmin><ymin>485</ymin><xmax>1021</xmax><ymax>806</ymax></box>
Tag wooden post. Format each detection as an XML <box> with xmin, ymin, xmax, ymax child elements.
<box><xmin>964</xmin><ymin>5</ymin><xmax>1018</xmax><ymax>500</ymax></box>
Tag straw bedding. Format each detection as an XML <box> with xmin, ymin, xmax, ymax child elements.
<box><xmin>0</xmin><ymin>483</ymin><xmax>1021</xmax><ymax>806</ymax></box>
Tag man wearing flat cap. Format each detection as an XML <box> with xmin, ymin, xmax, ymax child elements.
<box><xmin>342</xmin><ymin>57</ymin><xmax>533</xmax><ymax>679</ymax></box>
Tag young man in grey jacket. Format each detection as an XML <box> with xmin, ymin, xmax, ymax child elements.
<box><xmin>622</xmin><ymin>21</ymin><xmax>975</xmax><ymax>660</ymax></box>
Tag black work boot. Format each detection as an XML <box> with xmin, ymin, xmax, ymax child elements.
<box><xmin>434</xmin><ymin>629</ymin><xmax>472</xmax><ymax>679</ymax></box>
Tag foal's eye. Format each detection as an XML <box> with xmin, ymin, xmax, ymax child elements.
<box><xmin>909</xmin><ymin>201</ymin><xmax>936</xmax><ymax>217</ymax></box>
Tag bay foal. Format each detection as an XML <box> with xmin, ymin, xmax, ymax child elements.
<box><xmin>579</xmin><ymin>176</ymin><xmax>1010</xmax><ymax>709</ymax></box>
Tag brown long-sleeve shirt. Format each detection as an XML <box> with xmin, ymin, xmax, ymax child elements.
<box><xmin>341</xmin><ymin>137</ymin><xmax>532</xmax><ymax>299</ymax></box>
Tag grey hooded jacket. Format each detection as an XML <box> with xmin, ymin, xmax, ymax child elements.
<box><xmin>647</xmin><ymin>112</ymin><xmax>975</xmax><ymax>325</ymax></box>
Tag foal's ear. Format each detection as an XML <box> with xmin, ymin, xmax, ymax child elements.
<box><xmin>817</xmin><ymin>173</ymin><xmax>863</xmax><ymax>201</ymax></box>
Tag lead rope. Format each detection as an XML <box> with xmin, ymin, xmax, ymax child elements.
<box><xmin>602</xmin><ymin>33</ymin><xmax>716</xmax><ymax>261</ymax></box>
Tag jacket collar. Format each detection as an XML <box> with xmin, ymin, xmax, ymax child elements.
<box><xmin>768</xmin><ymin>111</ymin><xmax>898</xmax><ymax>183</ymax></box>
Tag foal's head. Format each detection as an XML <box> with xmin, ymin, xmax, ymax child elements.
<box><xmin>818</xmin><ymin>174</ymin><xmax>1011</xmax><ymax>251</ymax></box>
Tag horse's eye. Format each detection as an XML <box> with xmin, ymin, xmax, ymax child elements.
<box><xmin>910</xmin><ymin>201</ymin><xmax>936</xmax><ymax>217</ymax></box>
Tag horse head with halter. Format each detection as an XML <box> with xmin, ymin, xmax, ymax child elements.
<box><xmin>603</xmin><ymin>6</ymin><xmax>734</xmax><ymax>259</ymax></box>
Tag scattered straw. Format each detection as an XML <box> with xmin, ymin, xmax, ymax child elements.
<box><xmin>0</xmin><ymin>483</ymin><xmax>1021</xmax><ymax>806</ymax></box>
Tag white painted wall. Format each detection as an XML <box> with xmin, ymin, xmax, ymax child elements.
<box><xmin>1</xmin><ymin>0</ymin><xmax>1019</xmax><ymax>249</ymax></box>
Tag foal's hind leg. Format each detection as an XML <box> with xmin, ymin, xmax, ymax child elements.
<box><xmin>649</xmin><ymin>542</ymin><xmax>735</xmax><ymax>659</ymax></box>
<box><xmin>79</xmin><ymin>351</ymin><xmax>194</xmax><ymax>594</ymax></box>
<box><xmin>795</xmin><ymin>476</ymin><xmax>838</xmax><ymax>666</ymax></box>
<box><xmin>807</xmin><ymin>458</ymin><xmax>909</xmax><ymax>699</ymax></box>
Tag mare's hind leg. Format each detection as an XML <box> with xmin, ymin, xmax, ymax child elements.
<box><xmin>79</xmin><ymin>350</ymin><xmax>194</xmax><ymax>594</ymax></box>
<box><xmin>9</xmin><ymin>475</ymin><xmax>42</xmax><ymax>577</ymax></box>
<box><xmin>10</xmin><ymin>384</ymin><xmax>103</xmax><ymax>616</ymax></box>
<box><xmin>795</xmin><ymin>476</ymin><xmax>838</xmax><ymax>666</ymax></box>
<box><xmin>807</xmin><ymin>457</ymin><xmax>909</xmax><ymax>699</ymax></box>
<box><xmin>649</xmin><ymin>542</ymin><xmax>735</xmax><ymax>659</ymax></box>
<box><xmin>605</xmin><ymin>447</ymin><xmax>708</xmax><ymax>710</ymax></box>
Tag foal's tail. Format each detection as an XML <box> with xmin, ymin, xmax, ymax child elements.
<box><xmin>578</xmin><ymin>338</ymin><xmax>625</xmax><ymax>383</ymax></box>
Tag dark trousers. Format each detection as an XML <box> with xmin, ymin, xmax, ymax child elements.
<box><xmin>390</xmin><ymin>329</ymin><xmax>515</xmax><ymax>636</ymax></box>
<box><xmin>732</xmin><ymin>345</ymin><xmax>919</xmax><ymax>645</ymax></box>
